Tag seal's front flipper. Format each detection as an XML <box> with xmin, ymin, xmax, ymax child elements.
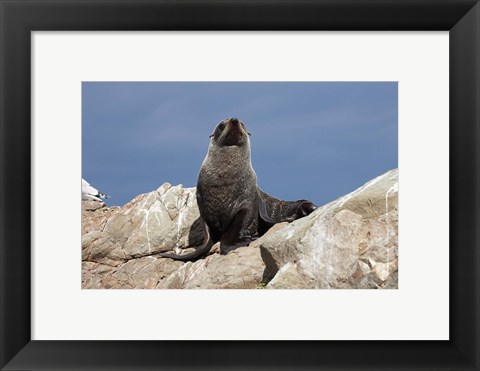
<box><xmin>220</xmin><ymin>208</ymin><xmax>256</xmax><ymax>254</ymax></box>
<box><xmin>158</xmin><ymin>222</ymin><xmax>214</xmax><ymax>261</ymax></box>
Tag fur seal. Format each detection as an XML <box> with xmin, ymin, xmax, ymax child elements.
<box><xmin>159</xmin><ymin>118</ymin><xmax>317</xmax><ymax>261</ymax></box>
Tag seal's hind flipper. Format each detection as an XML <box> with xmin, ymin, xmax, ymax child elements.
<box><xmin>158</xmin><ymin>222</ymin><xmax>214</xmax><ymax>261</ymax></box>
<box><xmin>258</xmin><ymin>189</ymin><xmax>282</xmax><ymax>225</ymax></box>
<box><xmin>258</xmin><ymin>188</ymin><xmax>317</xmax><ymax>227</ymax></box>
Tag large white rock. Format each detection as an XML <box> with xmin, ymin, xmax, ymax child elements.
<box><xmin>102</xmin><ymin>183</ymin><xmax>204</xmax><ymax>259</ymax></box>
<box><xmin>260</xmin><ymin>169</ymin><xmax>398</xmax><ymax>289</ymax></box>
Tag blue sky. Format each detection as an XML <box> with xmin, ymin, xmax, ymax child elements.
<box><xmin>82</xmin><ymin>82</ymin><xmax>397</xmax><ymax>207</ymax></box>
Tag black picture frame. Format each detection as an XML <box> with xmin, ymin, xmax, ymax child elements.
<box><xmin>1</xmin><ymin>1</ymin><xmax>479</xmax><ymax>370</ymax></box>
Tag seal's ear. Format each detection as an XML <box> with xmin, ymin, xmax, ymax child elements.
<box><xmin>209</xmin><ymin>134</ymin><xmax>214</xmax><ymax>138</ymax></box>
<box><xmin>240</xmin><ymin>121</ymin><xmax>251</xmax><ymax>136</ymax></box>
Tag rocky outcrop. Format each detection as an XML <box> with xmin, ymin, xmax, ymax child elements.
<box><xmin>82</xmin><ymin>169</ymin><xmax>398</xmax><ymax>289</ymax></box>
<box><xmin>81</xmin><ymin>183</ymin><xmax>275</xmax><ymax>289</ymax></box>
<box><xmin>261</xmin><ymin>169</ymin><xmax>398</xmax><ymax>289</ymax></box>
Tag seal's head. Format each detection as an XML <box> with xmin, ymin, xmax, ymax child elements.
<box><xmin>211</xmin><ymin>118</ymin><xmax>250</xmax><ymax>147</ymax></box>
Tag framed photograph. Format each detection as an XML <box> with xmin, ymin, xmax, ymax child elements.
<box><xmin>1</xmin><ymin>0</ymin><xmax>479</xmax><ymax>370</ymax></box>
<box><xmin>80</xmin><ymin>81</ymin><xmax>399</xmax><ymax>291</ymax></box>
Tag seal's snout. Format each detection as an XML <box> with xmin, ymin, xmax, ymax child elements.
<box><xmin>215</xmin><ymin>117</ymin><xmax>249</xmax><ymax>147</ymax></box>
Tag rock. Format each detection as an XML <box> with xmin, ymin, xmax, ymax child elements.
<box><xmin>81</xmin><ymin>214</ymin><xmax>286</xmax><ymax>289</ymax></box>
<box><xmin>81</xmin><ymin>183</ymin><xmax>205</xmax><ymax>287</ymax></box>
<box><xmin>158</xmin><ymin>223</ymin><xmax>286</xmax><ymax>289</ymax></box>
<box><xmin>82</xmin><ymin>201</ymin><xmax>120</xmax><ymax>235</ymax></box>
<box><xmin>82</xmin><ymin>169</ymin><xmax>398</xmax><ymax>289</ymax></box>
<box><xmin>81</xmin><ymin>230</ymin><xmax>127</xmax><ymax>267</ymax></box>
<box><xmin>81</xmin><ymin>261</ymin><xmax>117</xmax><ymax>289</ymax></box>
<box><xmin>101</xmin><ymin>183</ymin><xmax>204</xmax><ymax>259</ymax></box>
<box><xmin>260</xmin><ymin>169</ymin><xmax>398</xmax><ymax>289</ymax></box>
<box><xmin>267</xmin><ymin>262</ymin><xmax>315</xmax><ymax>289</ymax></box>
<box><xmin>159</xmin><ymin>245</ymin><xmax>264</xmax><ymax>289</ymax></box>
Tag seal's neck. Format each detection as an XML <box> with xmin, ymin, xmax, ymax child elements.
<box><xmin>203</xmin><ymin>138</ymin><xmax>253</xmax><ymax>171</ymax></box>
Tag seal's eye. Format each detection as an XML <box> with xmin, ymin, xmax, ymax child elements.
<box><xmin>218</xmin><ymin>123</ymin><xmax>226</xmax><ymax>131</ymax></box>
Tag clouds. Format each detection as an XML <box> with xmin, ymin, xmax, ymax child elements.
<box><xmin>82</xmin><ymin>82</ymin><xmax>397</xmax><ymax>207</ymax></box>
